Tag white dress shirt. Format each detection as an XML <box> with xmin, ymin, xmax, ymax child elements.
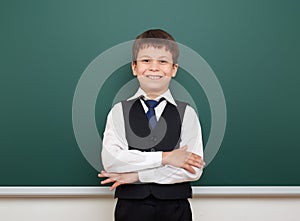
<box><xmin>101</xmin><ymin>88</ymin><xmax>204</xmax><ymax>184</ymax></box>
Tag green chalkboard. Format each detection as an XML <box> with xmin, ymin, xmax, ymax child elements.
<box><xmin>1</xmin><ymin>0</ymin><xmax>299</xmax><ymax>186</ymax></box>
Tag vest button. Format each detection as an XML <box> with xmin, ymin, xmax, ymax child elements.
<box><xmin>150</xmin><ymin>148</ymin><xmax>155</xmax><ymax>152</ymax></box>
<box><xmin>151</xmin><ymin>136</ymin><xmax>157</xmax><ymax>142</ymax></box>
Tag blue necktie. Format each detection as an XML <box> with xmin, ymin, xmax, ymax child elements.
<box><xmin>144</xmin><ymin>99</ymin><xmax>163</xmax><ymax>129</ymax></box>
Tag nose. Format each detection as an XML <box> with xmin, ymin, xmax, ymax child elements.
<box><xmin>149</xmin><ymin>60</ymin><xmax>159</xmax><ymax>72</ymax></box>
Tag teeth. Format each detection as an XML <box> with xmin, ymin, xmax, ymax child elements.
<box><xmin>147</xmin><ymin>75</ymin><xmax>162</xmax><ymax>80</ymax></box>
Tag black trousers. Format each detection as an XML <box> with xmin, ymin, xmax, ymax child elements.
<box><xmin>114</xmin><ymin>195</ymin><xmax>192</xmax><ymax>221</ymax></box>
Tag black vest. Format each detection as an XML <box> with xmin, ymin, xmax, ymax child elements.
<box><xmin>115</xmin><ymin>98</ymin><xmax>192</xmax><ymax>199</ymax></box>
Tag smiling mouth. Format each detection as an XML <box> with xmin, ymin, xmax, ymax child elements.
<box><xmin>146</xmin><ymin>75</ymin><xmax>163</xmax><ymax>80</ymax></box>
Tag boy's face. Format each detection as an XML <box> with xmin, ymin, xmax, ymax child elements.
<box><xmin>132</xmin><ymin>46</ymin><xmax>178</xmax><ymax>98</ymax></box>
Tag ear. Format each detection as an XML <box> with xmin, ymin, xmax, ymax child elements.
<box><xmin>171</xmin><ymin>63</ymin><xmax>178</xmax><ymax>77</ymax></box>
<box><xmin>131</xmin><ymin>61</ymin><xmax>137</xmax><ymax>76</ymax></box>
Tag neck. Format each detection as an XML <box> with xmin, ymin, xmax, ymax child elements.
<box><xmin>146</xmin><ymin>93</ymin><xmax>160</xmax><ymax>99</ymax></box>
<box><xmin>141</xmin><ymin>88</ymin><xmax>168</xmax><ymax>100</ymax></box>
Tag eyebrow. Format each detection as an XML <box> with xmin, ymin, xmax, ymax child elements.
<box><xmin>137</xmin><ymin>55</ymin><xmax>171</xmax><ymax>60</ymax></box>
<box><xmin>158</xmin><ymin>56</ymin><xmax>169</xmax><ymax>60</ymax></box>
<box><xmin>138</xmin><ymin>55</ymin><xmax>151</xmax><ymax>59</ymax></box>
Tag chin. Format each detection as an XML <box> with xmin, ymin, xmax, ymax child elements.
<box><xmin>139</xmin><ymin>81</ymin><xmax>170</xmax><ymax>96</ymax></box>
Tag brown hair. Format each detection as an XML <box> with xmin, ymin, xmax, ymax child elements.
<box><xmin>132</xmin><ymin>29</ymin><xmax>179</xmax><ymax>64</ymax></box>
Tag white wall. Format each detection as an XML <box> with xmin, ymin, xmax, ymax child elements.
<box><xmin>1</xmin><ymin>197</ymin><xmax>300</xmax><ymax>221</ymax></box>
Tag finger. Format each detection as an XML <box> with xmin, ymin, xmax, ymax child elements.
<box><xmin>184</xmin><ymin>152</ymin><xmax>199</xmax><ymax>162</ymax></box>
<box><xmin>99</xmin><ymin>171</ymin><xmax>109</xmax><ymax>177</ymax></box>
<box><xmin>98</xmin><ymin>171</ymin><xmax>106</xmax><ymax>177</ymax></box>
<box><xmin>185</xmin><ymin>159</ymin><xmax>201</xmax><ymax>168</ymax></box>
<box><xmin>187</xmin><ymin>159</ymin><xmax>206</xmax><ymax>169</ymax></box>
<box><xmin>98</xmin><ymin>173</ymin><xmax>107</xmax><ymax>178</ymax></box>
<box><xmin>101</xmin><ymin>178</ymin><xmax>115</xmax><ymax>185</ymax></box>
<box><xmin>183</xmin><ymin>164</ymin><xmax>196</xmax><ymax>174</ymax></box>
<box><xmin>110</xmin><ymin>181</ymin><xmax>124</xmax><ymax>191</ymax></box>
<box><xmin>101</xmin><ymin>178</ymin><xmax>116</xmax><ymax>185</ymax></box>
<box><xmin>101</xmin><ymin>171</ymin><xmax>111</xmax><ymax>176</ymax></box>
<box><xmin>188</xmin><ymin>155</ymin><xmax>202</xmax><ymax>165</ymax></box>
<box><xmin>193</xmin><ymin>158</ymin><xmax>205</xmax><ymax>168</ymax></box>
<box><xmin>199</xmin><ymin>160</ymin><xmax>206</xmax><ymax>167</ymax></box>
<box><xmin>101</xmin><ymin>171</ymin><xmax>119</xmax><ymax>178</ymax></box>
<box><xmin>190</xmin><ymin>153</ymin><xmax>201</xmax><ymax>161</ymax></box>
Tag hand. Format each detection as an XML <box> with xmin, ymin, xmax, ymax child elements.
<box><xmin>162</xmin><ymin>146</ymin><xmax>205</xmax><ymax>174</ymax></box>
<box><xmin>98</xmin><ymin>171</ymin><xmax>139</xmax><ymax>191</ymax></box>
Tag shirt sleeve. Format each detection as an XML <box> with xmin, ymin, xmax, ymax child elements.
<box><xmin>138</xmin><ymin>105</ymin><xmax>204</xmax><ymax>184</ymax></box>
<box><xmin>101</xmin><ymin>102</ymin><xmax>162</xmax><ymax>173</ymax></box>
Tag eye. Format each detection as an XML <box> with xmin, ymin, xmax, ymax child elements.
<box><xmin>141</xmin><ymin>59</ymin><xmax>150</xmax><ymax>63</ymax></box>
<box><xmin>159</xmin><ymin>60</ymin><xmax>168</xmax><ymax>64</ymax></box>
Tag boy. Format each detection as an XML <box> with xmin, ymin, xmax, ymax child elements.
<box><xmin>99</xmin><ymin>29</ymin><xmax>205</xmax><ymax>221</ymax></box>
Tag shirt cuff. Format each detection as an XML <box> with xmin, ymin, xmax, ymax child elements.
<box><xmin>146</xmin><ymin>151</ymin><xmax>163</xmax><ymax>168</ymax></box>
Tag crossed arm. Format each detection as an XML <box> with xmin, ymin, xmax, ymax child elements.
<box><xmin>99</xmin><ymin>103</ymin><xmax>205</xmax><ymax>190</ymax></box>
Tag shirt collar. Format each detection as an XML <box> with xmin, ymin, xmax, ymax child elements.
<box><xmin>127</xmin><ymin>88</ymin><xmax>177</xmax><ymax>106</ymax></box>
